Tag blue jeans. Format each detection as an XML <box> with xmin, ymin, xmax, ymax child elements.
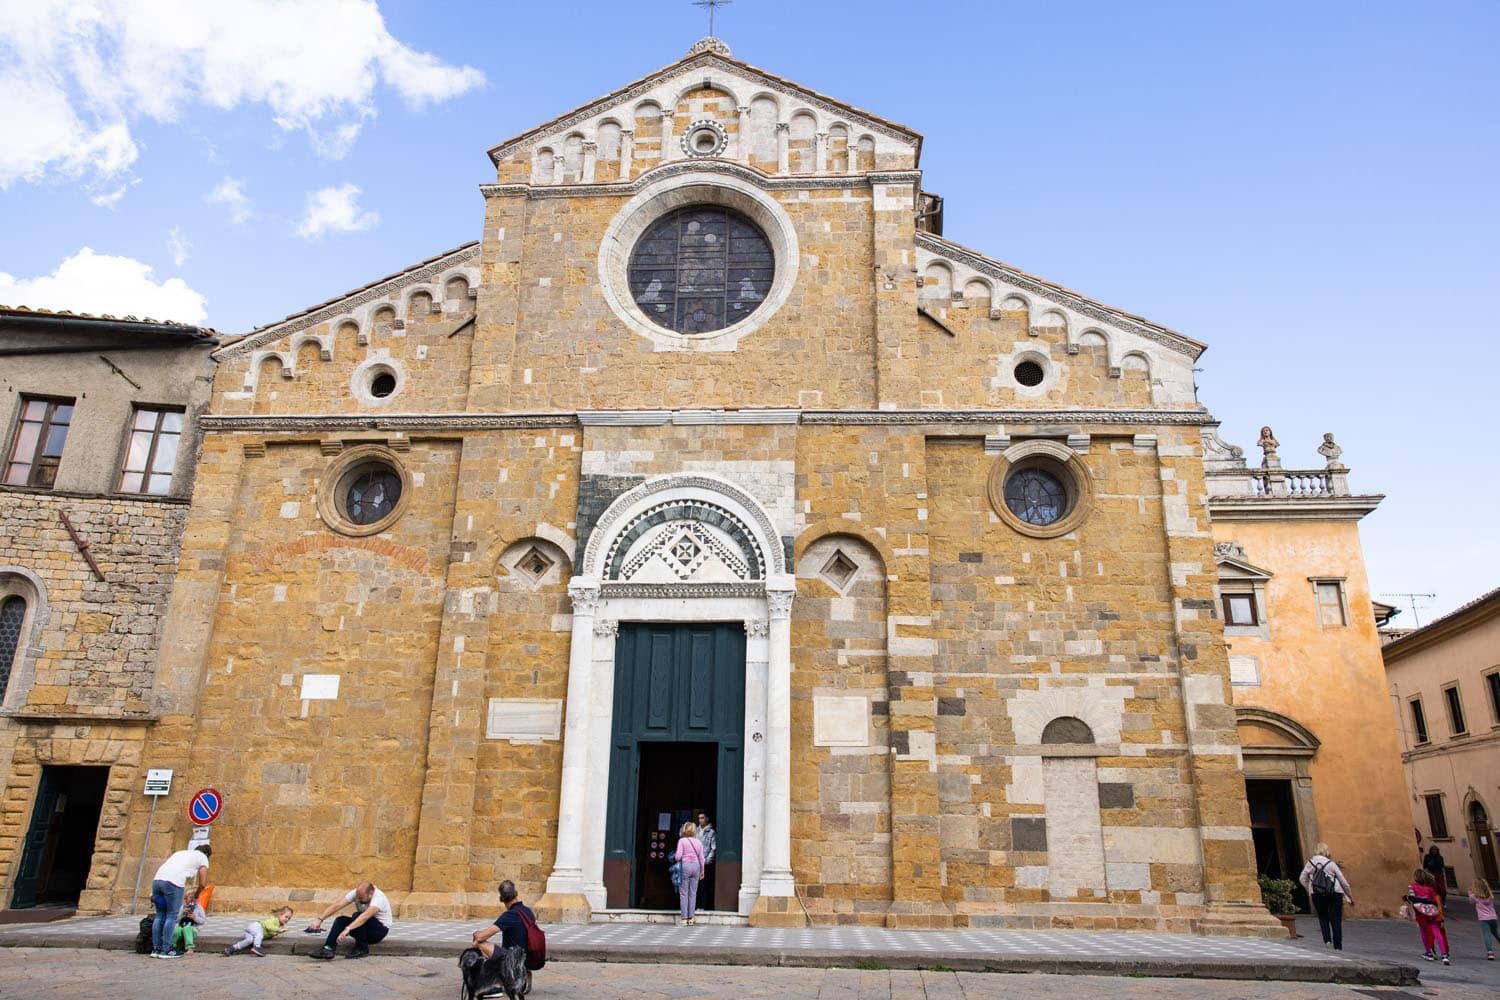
<box><xmin>151</xmin><ymin>880</ymin><xmax>184</xmax><ymax>954</ymax></box>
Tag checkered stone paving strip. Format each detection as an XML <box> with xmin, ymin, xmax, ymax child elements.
<box><xmin>0</xmin><ymin>914</ymin><xmax>1418</xmax><ymax>986</ymax></box>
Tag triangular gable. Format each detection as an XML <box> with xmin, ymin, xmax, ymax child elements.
<box><xmin>217</xmin><ymin>242</ymin><xmax>479</xmax><ymax>357</ymax></box>
<box><xmin>1213</xmin><ymin>541</ymin><xmax>1273</xmax><ymax>581</ymax></box>
<box><xmin>915</xmin><ymin>232</ymin><xmax>1205</xmax><ymax>360</ymax></box>
<box><xmin>486</xmin><ymin>42</ymin><xmax>922</xmax><ymax>165</ymax></box>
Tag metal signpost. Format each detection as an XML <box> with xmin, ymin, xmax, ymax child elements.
<box><xmin>130</xmin><ymin>769</ymin><xmax>173</xmax><ymax>914</ymax></box>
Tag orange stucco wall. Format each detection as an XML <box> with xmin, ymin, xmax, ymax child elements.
<box><xmin>1215</xmin><ymin>518</ymin><xmax>1413</xmax><ymax>915</ymax></box>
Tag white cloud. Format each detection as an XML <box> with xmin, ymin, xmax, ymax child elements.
<box><xmin>0</xmin><ymin>248</ymin><xmax>208</xmax><ymax>324</ymax></box>
<box><xmin>0</xmin><ymin>1</ymin><xmax>485</xmax><ymax>188</ymax></box>
<box><xmin>91</xmin><ymin>178</ymin><xmax>142</xmax><ymax>209</ymax></box>
<box><xmin>205</xmin><ymin>177</ymin><xmax>253</xmax><ymax>223</ymax></box>
<box><xmin>295</xmin><ymin>183</ymin><xmax>379</xmax><ymax>239</ymax></box>
<box><xmin>167</xmin><ymin>227</ymin><xmax>192</xmax><ymax>267</ymax></box>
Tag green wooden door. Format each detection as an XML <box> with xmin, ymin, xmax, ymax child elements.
<box><xmin>604</xmin><ymin>623</ymin><xmax>745</xmax><ymax>908</ymax></box>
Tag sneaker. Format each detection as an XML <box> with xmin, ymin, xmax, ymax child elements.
<box><xmin>348</xmin><ymin>943</ymin><xmax>370</xmax><ymax>959</ymax></box>
<box><xmin>310</xmin><ymin>947</ymin><xmax>335</xmax><ymax>960</ymax></box>
<box><xmin>250</xmin><ymin>946</ymin><xmax>264</xmax><ymax>957</ymax></box>
<box><xmin>1423</xmin><ymin>952</ymin><xmax>1435</xmax><ymax>961</ymax></box>
<box><xmin>1441</xmin><ymin>955</ymin><xmax>1450</xmax><ymax>965</ymax></box>
<box><xmin>159</xmin><ymin>951</ymin><xmax>182</xmax><ymax>960</ymax></box>
<box><xmin>1487</xmin><ymin>951</ymin><xmax>1494</xmax><ymax>960</ymax></box>
<box><xmin>222</xmin><ymin>945</ymin><xmax>237</xmax><ymax>956</ymax></box>
<box><xmin>474</xmin><ymin>989</ymin><xmax>506</xmax><ymax>1000</ymax></box>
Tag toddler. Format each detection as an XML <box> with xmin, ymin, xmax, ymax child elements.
<box><xmin>223</xmin><ymin>906</ymin><xmax>293</xmax><ymax>957</ymax></box>
<box><xmin>1470</xmin><ymin>879</ymin><xmax>1497</xmax><ymax>960</ymax></box>
<box><xmin>169</xmin><ymin>888</ymin><xmax>206</xmax><ymax>955</ymax></box>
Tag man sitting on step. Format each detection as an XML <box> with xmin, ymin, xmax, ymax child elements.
<box><xmin>305</xmin><ymin>880</ymin><xmax>392</xmax><ymax>959</ymax></box>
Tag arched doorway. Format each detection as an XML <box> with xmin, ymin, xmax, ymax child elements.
<box><xmin>1236</xmin><ymin>708</ymin><xmax>1321</xmax><ymax>911</ymax></box>
<box><xmin>541</xmin><ymin>474</ymin><xmax>796</xmax><ymax>918</ymax></box>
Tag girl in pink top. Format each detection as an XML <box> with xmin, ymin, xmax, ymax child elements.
<box><xmin>1470</xmin><ymin>878</ymin><xmax>1497</xmax><ymax>960</ymax></box>
<box><xmin>1405</xmin><ymin>868</ymin><xmax>1450</xmax><ymax>964</ymax></box>
<box><xmin>674</xmin><ymin>821</ymin><xmax>706</xmax><ymax>924</ymax></box>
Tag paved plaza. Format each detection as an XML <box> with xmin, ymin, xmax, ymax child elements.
<box><xmin>0</xmin><ymin>948</ymin><xmax>1486</xmax><ymax>1000</ymax></box>
<box><xmin>0</xmin><ymin>912</ymin><xmax>1422</xmax><ymax>986</ymax></box>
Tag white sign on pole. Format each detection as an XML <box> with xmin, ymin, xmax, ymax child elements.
<box><xmin>143</xmin><ymin>769</ymin><xmax>173</xmax><ymax>796</ymax></box>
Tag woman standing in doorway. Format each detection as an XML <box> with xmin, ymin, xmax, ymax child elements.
<box><xmin>674</xmin><ymin>820</ymin><xmax>705</xmax><ymax>925</ymax></box>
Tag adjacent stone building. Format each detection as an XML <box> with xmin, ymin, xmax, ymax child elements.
<box><xmin>1204</xmin><ymin>430</ymin><xmax>1413</xmax><ymax>915</ymax></box>
<box><xmin>1383</xmin><ymin>587</ymin><xmax>1500</xmax><ymax>893</ymax></box>
<box><xmin>0</xmin><ymin>306</ymin><xmax>217</xmax><ymax>912</ymax></box>
<box><xmin>100</xmin><ymin>39</ymin><xmax>1294</xmax><ymax>934</ymax></box>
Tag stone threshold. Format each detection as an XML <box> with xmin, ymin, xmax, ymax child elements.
<box><xmin>590</xmin><ymin>908</ymin><xmax>747</xmax><ymax>925</ymax></box>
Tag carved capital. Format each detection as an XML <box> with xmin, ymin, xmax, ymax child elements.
<box><xmin>765</xmin><ymin>589</ymin><xmax>795</xmax><ymax>620</ymax></box>
<box><xmin>775</xmin><ymin>122</ymin><xmax>790</xmax><ymax>133</ymax></box>
<box><xmin>568</xmin><ymin>580</ymin><xmax>602</xmax><ymax>616</ymax></box>
<box><xmin>744</xmin><ymin>619</ymin><xmax>769</xmax><ymax>639</ymax></box>
<box><xmin>593</xmin><ymin>618</ymin><xmax>619</xmax><ymax>637</ymax></box>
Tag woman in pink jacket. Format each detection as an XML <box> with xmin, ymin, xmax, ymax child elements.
<box><xmin>674</xmin><ymin>820</ymin><xmax>706</xmax><ymax>925</ymax></box>
<box><xmin>1405</xmin><ymin>868</ymin><xmax>1451</xmax><ymax>965</ymax></box>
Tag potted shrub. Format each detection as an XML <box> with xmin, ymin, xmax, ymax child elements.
<box><xmin>1258</xmin><ymin>874</ymin><xmax>1299</xmax><ymax>937</ymax></box>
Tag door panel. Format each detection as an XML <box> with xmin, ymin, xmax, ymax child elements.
<box><xmin>605</xmin><ymin>622</ymin><xmax>746</xmax><ymax>909</ymax></box>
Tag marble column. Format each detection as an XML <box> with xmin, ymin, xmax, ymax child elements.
<box><xmin>758</xmin><ymin>581</ymin><xmax>796</xmax><ymax>898</ymax></box>
<box><xmin>815</xmin><ymin>131</ymin><xmax>829</xmax><ymax>173</ymax></box>
<box><xmin>737</xmin><ymin>106</ymin><xmax>752</xmax><ymax>163</ymax></box>
<box><xmin>661</xmin><ymin>111</ymin><xmax>676</xmax><ymax>163</ymax></box>
<box><xmin>537</xmin><ymin>577</ymin><xmax>600</xmax><ymax>921</ymax></box>
<box><xmin>619</xmin><ymin>129</ymin><xmax>634</xmax><ymax>180</ymax></box>
<box><xmin>776</xmin><ymin>123</ymin><xmax>790</xmax><ymax>174</ymax></box>
<box><xmin>581</xmin><ymin>140</ymin><xmax>597</xmax><ymax>183</ymax></box>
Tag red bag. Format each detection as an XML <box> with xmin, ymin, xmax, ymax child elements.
<box><xmin>517</xmin><ymin>907</ymin><xmax>546</xmax><ymax>971</ymax></box>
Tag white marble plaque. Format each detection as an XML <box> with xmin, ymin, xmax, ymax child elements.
<box><xmin>813</xmin><ymin>695</ymin><xmax>869</xmax><ymax>747</ymax></box>
<box><xmin>1228</xmin><ymin>655</ymin><xmax>1260</xmax><ymax>686</ymax></box>
<box><xmin>300</xmin><ymin>674</ymin><xmax>340</xmax><ymax>700</ymax></box>
<box><xmin>486</xmin><ymin>698</ymin><xmax>563</xmax><ymax>741</ymax></box>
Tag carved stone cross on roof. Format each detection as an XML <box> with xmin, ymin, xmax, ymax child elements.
<box><xmin>693</xmin><ymin>0</ymin><xmax>732</xmax><ymax>37</ymax></box>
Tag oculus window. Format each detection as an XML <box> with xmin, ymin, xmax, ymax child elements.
<box><xmin>1003</xmin><ymin>467</ymin><xmax>1069</xmax><ymax>526</ymax></box>
<box><xmin>343</xmin><ymin>465</ymin><xmax>402</xmax><ymax>526</ymax></box>
<box><xmin>628</xmin><ymin>206</ymin><xmax>773</xmax><ymax>335</ymax></box>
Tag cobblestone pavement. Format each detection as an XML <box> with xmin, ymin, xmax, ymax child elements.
<box><xmin>0</xmin><ymin>949</ymin><xmax>1486</xmax><ymax>1000</ymax></box>
<box><xmin>1292</xmin><ymin>906</ymin><xmax>1500</xmax><ymax>991</ymax></box>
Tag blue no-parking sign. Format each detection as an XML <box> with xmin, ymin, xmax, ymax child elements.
<box><xmin>188</xmin><ymin>788</ymin><xmax>222</xmax><ymax>825</ymax></box>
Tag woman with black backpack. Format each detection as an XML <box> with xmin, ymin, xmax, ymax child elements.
<box><xmin>1298</xmin><ymin>842</ymin><xmax>1354</xmax><ymax>950</ymax></box>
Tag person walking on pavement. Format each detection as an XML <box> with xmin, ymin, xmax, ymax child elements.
<box><xmin>1298</xmin><ymin>842</ymin><xmax>1353</xmax><ymax>950</ymax></box>
<box><xmin>305</xmin><ymin>881</ymin><xmax>393</xmax><ymax>959</ymax></box>
<box><xmin>1406</xmin><ymin>868</ymin><xmax>1451</xmax><ymax>965</ymax></box>
<box><xmin>1423</xmin><ymin>845</ymin><xmax>1448</xmax><ymax>900</ymax></box>
<box><xmin>695</xmin><ymin>811</ymin><xmax>717</xmax><ymax>912</ymax></box>
<box><xmin>1469</xmin><ymin>878</ymin><xmax>1497</xmax><ymax>960</ymax></box>
<box><xmin>674</xmin><ymin>820</ymin><xmax>705</xmax><ymax>925</ymax></box>
<box><xmin>149</xmin><ymin>843</ymin><xmax>210</xmax><ymax>959</ymax></box>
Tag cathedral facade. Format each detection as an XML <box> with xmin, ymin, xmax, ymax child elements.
<box><xmin>113</xmin><ymin>39</ymin><xmax>1284</xmax><ymax>934</ymax></box>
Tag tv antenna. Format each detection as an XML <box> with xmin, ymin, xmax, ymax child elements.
<box><xmin>693</xmin><ymin>0</ymin><xmax>732</xmax><ymax>37</ymax></box>
<box><xmin>1382</xmin><ymin>592</ymin><xmax>1436</xmax><ymax>627</ymax></box>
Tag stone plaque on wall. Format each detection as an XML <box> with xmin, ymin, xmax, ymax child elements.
<box><xmin>1228</xmin><ymin>655</ymin><xmax>1260</xmax><ymax>686</ymax></box>
<box><xmin>300</xmin><ymin>674</ymin><xmax>340</xmax><ymax>700</ymax></box>
<box><xmin>486</xmin><ymin>699</ymin><xmax>563</xmax><ymax>741</ymax></box>
<box><xmin>813</xmin><ymin>695</ymin><xmax>869</xmax><ymax>747</ymax></box>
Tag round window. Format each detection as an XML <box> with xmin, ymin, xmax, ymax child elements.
<box><xmin>370</xmin><ymin>371</ymin><xmax>397</xmax><ymax>398</ymax></box>
<box><xmin>987</xmin><ymin>446</ymin><xmax>1092</xmax><ymax>539</ymax></box>
<box><xmin>1003</xmin><ymin>467</ymin><xmax>1068</xmax><ymax>525</ymax></box>
<box><xmin>1014</xmin><ymin>360</ymin><xmax>1045</xmax><ymax>387</ymax></box>
<box><xmin>342</xmin><ymin>465</ymin><xmax>403</xmax><ymax>525</ymax></box>
<box><xmin>628</xmin><ymin>206</ymin><xmax>774</xmax><ymax>335</ymax></box>
<box><xmin>318</xmin><ymin>446</ymin><xmax>411</xmax><ymax>537</ymax></box>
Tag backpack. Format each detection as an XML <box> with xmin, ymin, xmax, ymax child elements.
<box><xmin>1310</xmin><ymin>860</ymin><xmax>1337</xmax><ymax>895</ymax></box>
<box><xmin>517</xmin><ymin>907</ymin><xmax>546</xmax><ymax>971</ymax></box>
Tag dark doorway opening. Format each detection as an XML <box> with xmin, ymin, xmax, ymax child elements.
<box><xmin>632</xmin><ymin>741</ymin><xmax>717</xmax><ymax>909</ymax></box>
<box><xmin>1471</xmin><ymin>800</ymin><xmax>1500</xmax><ymax>886</ymax></box>
<box><xmin>11</xmin><ymin>766</ymin><xmax>109</xmax><ymax>909</ymax></box>
<box><xmin>1246</xmin><ymin>777</ymin><xmax>1308</xmax><ymax>912</ymax></box>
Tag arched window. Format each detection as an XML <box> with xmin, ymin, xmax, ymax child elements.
<box><xmin>0</xmin><ymin>595</ymin><xmax>25</xmax><ymax>697</ymax></box>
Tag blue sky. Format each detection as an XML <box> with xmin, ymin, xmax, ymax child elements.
<box><xmin>1</xmin><ymin>1</ymin><xmax>1496</xmax><ymax>620</ymax></box>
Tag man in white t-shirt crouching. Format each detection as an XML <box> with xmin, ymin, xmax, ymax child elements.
<box><xmin>306</xmin><ymin>881</ymin><xmax>393</xmax><ymax>959</ymax></box>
